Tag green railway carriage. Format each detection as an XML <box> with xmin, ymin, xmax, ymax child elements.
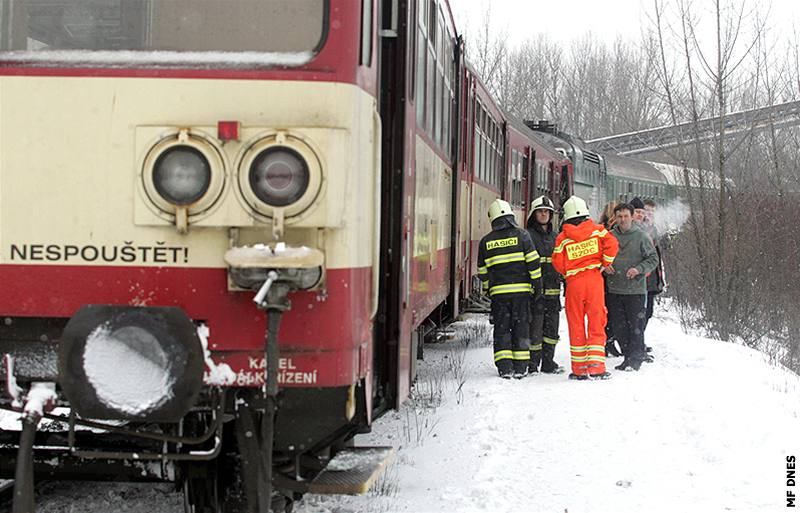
<box><xmin>603</xmin><ymin>154</ymin><xmax>678</xmax><ymax>205</ymax></box>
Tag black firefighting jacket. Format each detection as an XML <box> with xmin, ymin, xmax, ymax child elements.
<box><xmin>526</xmin><ymin>213</ymin><xmax>562</xmax><ymax>299</ymax></box>
<box><xmin>477</xmin><ymin>216</ymin><xmax>541</xmax><ymax>299</ymax></box>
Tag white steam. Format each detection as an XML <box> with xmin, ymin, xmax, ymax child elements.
<box><xmin>653</xmin><ymin>199</ymin><xmax>691</xmax><ymax>235</ymax></box>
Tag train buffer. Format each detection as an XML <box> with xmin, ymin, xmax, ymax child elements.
<box><xmin>308</xmin><ymin>446</ymin><xmax>395</xmax><ymax>495</ymax></box>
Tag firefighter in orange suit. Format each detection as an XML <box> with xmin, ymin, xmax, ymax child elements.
<box><xmin>552</xmin><ymin>196</ymin><xmax>619</xmax><ymax>380</ymax></box>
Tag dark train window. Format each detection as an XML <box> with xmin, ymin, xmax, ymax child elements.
<box><xmin>427</xmin><ymin>0</ymin><xmax>436</xmax><ymax>42</ymax></box>
<box><xmin>416</xmin><ymin>28</ymin><xmax>425</xmax><ymax>125</ymax></box>
<box><xmin>360</xmin><ymin>0</ymin><xmax>372</xmax><ymax>66</ymax></box>
<box><xmin>426</xmin><ymin>41</ymin><xmax>435</xmax><ymax>135</ymax></box>
<box><xmin>1</xmin><ymin>0</ymin><xmax>327</xmax><ymax>56</ymax></box>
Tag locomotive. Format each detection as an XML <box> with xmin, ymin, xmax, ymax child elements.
<box><xmin>0</xmin><ymin>1</ymin><xmax>672</xmax><ymax>511</ymax></box>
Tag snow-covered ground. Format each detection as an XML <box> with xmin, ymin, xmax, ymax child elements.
<box><xmin>298</xmin><ymin>302</ymin><xmax>800</xmax><ymax>513</ymax></box>
<box><xmin>3</xmin><ymin>301</ymin><xmax>799</xmax><ymax>512</ymax></box>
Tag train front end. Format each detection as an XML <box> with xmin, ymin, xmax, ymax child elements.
<box><xmin>0</xmin><ymin>0</ymin><xmax>390</xmax><ymax>509</ymax></box>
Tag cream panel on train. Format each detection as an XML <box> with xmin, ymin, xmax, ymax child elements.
<box><xmin>0</xmin><ymin>77</ymin><xmax>378</xmax><ymax>270</ymax></box>
<box><xmin>412</xmin><ymin>136</ymin><xmax>452</xmax><ymax>267</ymax></box>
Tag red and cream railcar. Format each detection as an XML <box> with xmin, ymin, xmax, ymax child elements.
<box><xmin>0</xmin><ymin>0</ymin><xmax>466</xmax><ymax>510</ymax></box>
<box><xmin>522</xmin><ymin>123</ymin><xmax>575</xmax><ymax>221</ymax></box>
<box><xmin>455</xmin><ymin>64</ymin><xmax>507</xmax><ymax>299</ymax></box>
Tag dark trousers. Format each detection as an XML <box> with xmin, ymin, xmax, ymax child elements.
<box><xmin>529</xmin><ymin>298</ymin><xmax>560</xmax><ymax>371</ymax></box>
<box><xmin>604</xmin><ymin>291</ymin><xmax>615</xmax><ymax>341</ymax></box>
<box><xmin>491</xmin><ymin>296</ymin><xmax>531</xmax><ymax>374</ymax></box>
<box><xmin>644</xmin><ymin>291</ymin><xmax>658</xmax><ymax>329</ymax></box>
<box><xmin>607</xmin><ymin>294</ymin><xmax>647</xmax><ymax>364</ymax></box>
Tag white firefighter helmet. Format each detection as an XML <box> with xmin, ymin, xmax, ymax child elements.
<box><xmin>488</xmin><ymin>198</ymin><xmax>513</xmax><ymax>222</ymax></box>
<box><xmin>530</xmin><ymin>195</ymin><xmax>555</xmax><ymax>212</ymax></box>
<box><xmin>562</xmin><ymin>195</ymin><xmax>589</xmax><ymax>221</ymax></box>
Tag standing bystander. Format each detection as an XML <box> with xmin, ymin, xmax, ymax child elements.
<box><xmin>604</xmin><ymin>203</ymin><xmax>659</xmax><ymax>371</ymax></box>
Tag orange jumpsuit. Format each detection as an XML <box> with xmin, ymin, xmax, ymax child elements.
<box><xmin>552</xmin><ymin>219</ymin><xmax>618</xmax><ymax>376</ymax></box>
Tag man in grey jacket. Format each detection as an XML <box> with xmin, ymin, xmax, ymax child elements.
<box><xmin>603</xmin><ymin>203</ymin><xmax>659</xmax><ymax>371</ymax></box>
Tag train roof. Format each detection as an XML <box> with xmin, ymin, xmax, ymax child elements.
<box><xmin>602</xmin><ymin>153</ymin><xmax>669</xmax><ymax>183</ymax></box>
<box><xmin>649</xmin><ymin>161</ymin><xmax>721</xmax><ymax>188</ymax></box>
<box><xmin>504</xmin><ymin>113</ymin><xmax>568</xmax><ymax>159</ymax></box>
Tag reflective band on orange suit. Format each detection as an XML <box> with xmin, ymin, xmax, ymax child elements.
<box><xmin>564</xmin><ymin>270</ymin><xmax>607</xmax><ymax>374</ymax></box>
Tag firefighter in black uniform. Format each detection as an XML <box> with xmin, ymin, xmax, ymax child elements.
<box><xmin>478</xmin><ymin>199</ymin><xmax>542</xmax><ymax>379</ymax></box>
<box><xmin>525</xmin><ymin>196</ymin><xmax>565</xmax><ymax>374</ymax></box>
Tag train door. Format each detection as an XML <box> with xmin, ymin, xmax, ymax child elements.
<box><xmin>523</xmin><ymin>147</ymin><xmax>533</xmax><ymax>218</ymax></box>
<box><xmin>550</xmin><ymin>162</ymin><xmax>559</xmax><ymax>205</ymax></box>
<box><xmin>560</xmin><ymin>162</ymin><xmax>572</xmax><ymax>206</ymax></box>
<box><xmin>461</xmin><ymin>80</ymin><xmax>476</xmax><ymax>300</ymax></box>
<box><xmin>527</xmin><ymin>148</ymin><xmax>537</xmax><ymax>207</ymax></box>
<box><xmin>375</xmin><ymin>0</ymin><xmax>412</xmax><ymax>414</ymax></box>
<box><xmin>447</xmin><ymin>37</ymin><xmax>464</xmax><ymax>322</ymax></box>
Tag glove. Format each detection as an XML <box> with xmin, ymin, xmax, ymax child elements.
<box><xmin>532</xmin><ymin>285</ymin><xmax>543</xmax><ymax>303</ymax></box>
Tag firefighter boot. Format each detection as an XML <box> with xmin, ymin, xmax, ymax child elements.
<box><xmin>528</xmin><ymin>349</ymin><xmax>542</xmax><ymax>374</ymax></box>
<box><xmin>605</xmin><ymin>339</ymin><xmax>622</xmax><ymax>357</ymax></box>
<box><xmin>540</xmin><ymin>344</ymin><xmax>564</xmax><ymax>374</ymax></box>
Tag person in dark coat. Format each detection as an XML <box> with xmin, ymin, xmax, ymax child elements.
<box><xmin>600</xmin><ymin>201</ymin><xmax>623</xmax><ymax>358</ymax></box>
<box><xmin>478</xmin><ymin>199</ymin><xmax>542</xmax><ymax>379</ymax></box>
<box><xmin>642</xmin><ymin>199</ymin><xmax>665</xmax><ymax>328</ymax></box>
<box><xmin>525</xmin><ymin>196</ymin><xmax>564</xmax><ymax>374</ymax></box>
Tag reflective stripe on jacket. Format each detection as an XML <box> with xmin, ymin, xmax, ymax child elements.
<box><xmin>478</xmin><ymin>220</ymin><xmax>541</xmax><ymax>299</ymax></box>
<box><xmin>552</xmin><ymin>218</ymin><xmax>618</xmax><ymax>281</ymax></box>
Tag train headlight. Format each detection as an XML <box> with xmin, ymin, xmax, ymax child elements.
<box><xmin>58</xmin><ymin>306</ymin><xmax>204</xmax><ymax>421</ymax></box>
<box><xmin>237</xmin><ymin>132</ymin><xmax>323</xmax><ymax>233</ymax></box>
<box><xmin>248</xmin><ymin>147</ymin><xmax>310</xmax><ymax>207</ymax></box>
<box><xmin>153</xmin><ymin>146</ymin><xmax>212</xmax><ymax>205</ymax></box>
<box><xmin>141</xmin><ymin>129</ymin><xmax>227</xmax><ymax>231</ymax></box>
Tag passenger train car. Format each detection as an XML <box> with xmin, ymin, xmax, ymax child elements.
<box><xmin>526</xmin><ymin>121</ymin><xmax>676</xmax><ymax>215</ymax></box>
<box><xmin>0</xmin><ymin>1</ymin><xmax>668</xmax><ymax>511</ymax></box>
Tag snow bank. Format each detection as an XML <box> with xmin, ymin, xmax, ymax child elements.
<box><xmin>198</xmin><ymin>324</ymin><xmax>236</xmax><ymax>386</ymax></box>
<box><xmin>1</xmin><ymin>50</ymin><xmax>314</xmax><ymax>68</ymax></box>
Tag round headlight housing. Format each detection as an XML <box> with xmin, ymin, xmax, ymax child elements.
<box><xmin>141</xmin><ymin>129</ymin><xmax>227</xmax><ymax>221</ymax></box>
<box><xmin>237</xmin><ymin>132</ymin><xmax>324</xmax><ymax>221</ymax></box>
<box><xmin>248</xmin><ymin>147</ymin><xmax>309</xmax><ymax>207</ymax></box>
<box><xmin>153</xmin><ymin>146</ymin><xmax>211</xmax><ymax>205</ymax></box>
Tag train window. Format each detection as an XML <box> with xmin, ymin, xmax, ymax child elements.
<box><xmin>474</xmin><ymin>127</ymin><xmax>480</xmax><ymax>180</ymax></box>
<box><xmin>487</xmin><ymin>132</ymin><xmax>493</xmax><ymax>186</ymax></box>
<box><xmin>426</xmin><ymin>42</ymin><xmax>435</xmax><ymax>135</ymax></box>
<box><xmin>416</xmin><ymin>28</ymin><xmax>425</xmax><ymax>126</ymax></box>
<box><xmin>481</xmin><ymin>133</ymin><xmax>487</xmax><ymax>183</ymax></box>
<box><xmin>433</xmin><ymin>63</ymin><xmax>441</xmax><ymax>146</ymax></box>
<box><xmin>444</xmin><ymin>97</ymin><xmax>451</xmax><ymax>156</ymax></box>
<box><xmin>360</xmin><ymin>0</ymin><xmax>372</xmax><ymax>66</ymax></box>
<box><xmin>1</xmin><ymin>0</ymin><xmax>328</xmax><ymax>59</ymax></box>
<box><xmin>484</xmin><ymin>133</ymin><xmax>490</xmax><ymax>184</ymax></box>
<box><xmin>427</xmin><ymin>0</ymin><xmax>436</xmax><ymax>42</ymax></box>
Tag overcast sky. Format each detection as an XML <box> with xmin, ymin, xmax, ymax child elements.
<box><xmin>450</xmin><ymin>0</ymin><xmax>799</xmax><ymax>48</ymax></box>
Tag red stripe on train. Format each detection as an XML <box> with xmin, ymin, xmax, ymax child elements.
<box><xmin>0</xmin><ymin>264</ymin><xmax>372</xmax><ymax>387</ymax></box>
